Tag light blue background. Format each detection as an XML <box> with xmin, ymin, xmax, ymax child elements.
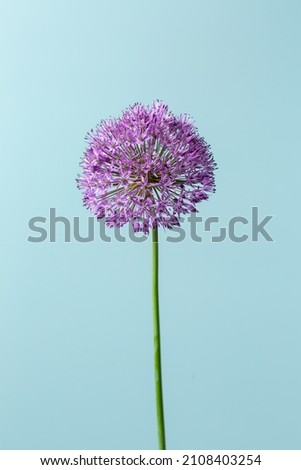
<box><xmin>1</xmin><ymin>0</ymin><xmax>300</xmax><ymax>450</ymax></box>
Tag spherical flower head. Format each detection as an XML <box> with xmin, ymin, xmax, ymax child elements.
<box><xmin>77</xmin><ymin>101</ymin><xmax>217</xmax><ymax>234</ymax></box>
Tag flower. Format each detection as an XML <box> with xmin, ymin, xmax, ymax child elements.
<box><xmin>77</xmin><ymin>101</ymin><xmax>216</xmax><ymax>234</ymax></box>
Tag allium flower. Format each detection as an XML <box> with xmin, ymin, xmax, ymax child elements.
<box><xmin>77</xmin><ymin>101</ymin><xmax>216</xmax><ymax>234</ymax></box>
<box><xmin>77</xmin><ymin>101</ymin><xmax>217</xmax><ymax>449</ymax></box>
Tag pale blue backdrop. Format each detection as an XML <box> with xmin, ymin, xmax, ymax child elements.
<box><xmin>1</xmin><ymin>0</ymin><xmax>300</xmax><ymax>450</ymax></box>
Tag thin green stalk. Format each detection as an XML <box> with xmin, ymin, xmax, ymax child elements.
<box><xmin>152</xmin><ymin>228</ymin><xmax>166</xmax><ymax>450</ymax></box>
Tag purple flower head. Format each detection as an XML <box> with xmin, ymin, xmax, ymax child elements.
<box><xmin>77</xmin><ymin>101</ymin><xmax>216</xmax><ymax>234</ymax></box>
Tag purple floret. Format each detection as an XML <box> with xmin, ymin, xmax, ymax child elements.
<box><xmin>77</xmin><ymin>101</ymin><xmax>216</xmax><ymax>234</ymax></box>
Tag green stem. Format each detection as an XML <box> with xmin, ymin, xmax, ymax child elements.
<box><xmin>152</xmin><ymin>228</ymin><xmax>166</xmax><ymax>450</ymax></box>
